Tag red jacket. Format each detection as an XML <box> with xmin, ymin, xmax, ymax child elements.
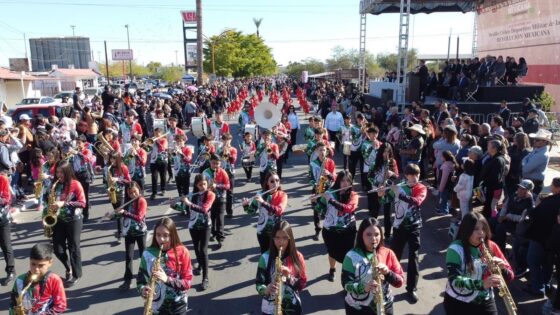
<box><xmin>263</xmin><ymin>190</ymin><xmax>288</xmax><ymax>217</ymax></box>
<box><xmin>122</xmin><ymin>197</ymin><xmax>147</xmax><ymax>223</ymax></box>
<box><xmin>0</xmin><ymin>174</ymin><xmax>11</xmax><ymax>206</ymax></box>
<box><xmin>135</xmin><ymin>148</ymin><xmax>148</xmax><ymax>166</ymax></box>
<box><xmin>377</xmin><ymin>246</ymin><xmax>404</xmax><ymax>288</ymax></box>
<box><xmin>10</xmin><ymin>272</ymin><xmax>67</xmax><ymax>314</ymax></box>
<box><xmin>112</xmin><ymin>164</ymin><xmax>132</xmax><ymax>184</ymax></box>
<box><xmin>329</xmin><ymin>191</ymin><xmax>358</xmax><ymax>214</ymax></box>
<box><xmin>180</xmin><ymin>146</ymin><xmax>193</xmax><ymax>164</ymax></box>
<box><xmin>163</xmin><ymin>245</ymin><xmax>193</xmax><ymax>291</ymax></box>
<box><xmin>191</xmin><ymin>190</ymin><xmax>215</xmax><ymax>214</ymax></box>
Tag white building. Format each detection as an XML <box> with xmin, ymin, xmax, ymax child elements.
<box><xmin>0</xmin><ymin>67</ymin><xmax>36</xmax><ymax>107</ymax></box>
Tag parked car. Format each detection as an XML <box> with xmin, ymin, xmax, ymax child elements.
<box><xmin>17</xmin><ymin>97</ymin><xmax>56</xmax><ymax>106</ymax></box>
<box><xmin>53</xmin><ymin>91</ymin><xmax>75</xmax><ymax>104</ymax></box>
<box><xmin>9</xmin><ymin>103</ymin><xmax>73</xmax><ymax>124</ymax></box>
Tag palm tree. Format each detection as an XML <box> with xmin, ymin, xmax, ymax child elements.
<box><xmin>253</xmin><ymin>17</ymin><xmax>263</xmax><ymax>38</ymax></box>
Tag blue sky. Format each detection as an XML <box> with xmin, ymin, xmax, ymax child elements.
<box><xmin>0</xmin><ymin>0</ymin><xmax>475</xmax><ymax>68</ymax></box>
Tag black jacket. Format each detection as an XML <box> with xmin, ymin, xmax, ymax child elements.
<box><xmin>525</xmin><ymin>194</ymin><xmax>560</xmax><ymax>244</ymax></box>
<box><xmin>480</xmin><ymin>153</ymin><xmax>507</xmax><ymax>189</ymax></box>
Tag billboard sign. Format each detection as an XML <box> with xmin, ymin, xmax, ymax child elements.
<box><xmin>186</xmin><ymin>45</ymin><xmax>197</xmax><ymax>66</ymax></box>
<box><xmin>9</xmin><ymin>58</ymin><xmax>29</xmax><ymax>72</ymax></box>
<box><xmin>181</xmin><ymin>11</ymin><xmax>197</xmax><ymax>24</ymax></box>
<box><xmin>112</xmin><ymin>49</ymin><xmax>134</xmax><ymax>61</ymax></box>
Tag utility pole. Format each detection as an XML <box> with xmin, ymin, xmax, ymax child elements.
<box><xmin>104</xmin><ymin>41</ymin><xmax>110</xmax><ymax>81</ymax></box>
<box><xmin>175</xmin><ymin>50</ymin><xmax>178</xmax><ymax>66</ymax></box>
<box><xmin>71</xmin><ymin>25</ymin><xmax>75</xmax><ymax>36</ymax></box>
<box><xmin>125</xmin><ymin>24</ymin><xmax>132</xmax><ymax>80</ymax></box>
<box><xmin>196</xmin><ymin>0</ymin><xmax>203</xmax><ymax>83</ymax></box>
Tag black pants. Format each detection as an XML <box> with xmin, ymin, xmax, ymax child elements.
<box><xmin>532</xmin><ymin>179</ymin><xmax>544</xmax><ymax>196</ymax></box>
<box><xmin>78</xmin><ymin>180</ymin><xmax>90</xmax><ymax>220</ymax></box>
<box><xmin>167</xmin><ymin>156</ymin><xmax>173</xmax><ymax>179</ymax></box>
<box><xmin>367</xmin><ymin>189</ymin><xmax>381</xmax><ymax>218</ymax></box>
<box><xmin>150</xmin><ymin>161</ymin><xmax>167</xmax><ymax>195</ymax></box>
<box><xmin>0</xmin><ymin>223</ymin><xmax>14</xmax><ymax>274</ymax></box>
<box><xmin>344</xmin><ymin>301</ymin><xmax>393</xmax><ymax>315</ymax></box>
<box><xmin>124</xmin><ymin>234</ymin><xmax>146</xmax><ymax>281</ymax></box>
<box><xmin>210</xmin><ymin>199</ymin><xmax>226</xmax><ymax>241</ymax></box>
<box><xmin>553</xmin><ymin>254</ymin><xmax>560</xmax><ymax>309</ymax></box>
<box><xmin>242</xmin><ymin>164</ymin><xmax>253</xmax><ymax>180</ymax></box>
<box><xmin>328</xmin><ymin>130</ymin><xmax>339</xmax><ymax>152</ymax></box>
<box><xmin>443</xmin><ymin>293</ymin><xmax>497</xmax><ymax>315</ymax></box>
<box><xmin>257</xmin><ymin>232</ymin><xmax>271</xmax><ymax>254</ymax></box>
<box><xmin>112</xmin><ymin>192</ymin><xmax>125</xmax><ymax>237</ymax></box>
<box><xmin>348</xmin><ymin>150</ymin><xmax>363</xmax><ymax>182</ymax></box>
<box><xmin>190</xmin><ymin>228</ymin><xmax>210</xmax><ymax>279</ymax></box>
<box><xmin>276</xmin><ymin>155</ymin><xmax>284</xmax><ymax>179</ymax></box>
<box><xmin>52</xmin><ymin>219</ymin><xmax>83</xmax><ymax>278</ymax></box>
<box><xmin>176</xmin><ymin>171</ymin><xmax>191</xmax><ymax>196</ymax></box>
<box><xmin>226</xmin><ymin>171</ymin><xmax>234</xmax><ymax>216</ymax></box>
<box><xmin>391</xmin><ymin>226</ymin><xmax>420</xmax><ymax>292</ymax></box>
<box><xmin>288</xmin><ymin>129</ymin><xmax>298</xmax><ymax>159</ymax></box>
<box><xmin>383</xmin><ymin>202</ymin><xmax>392</xmax><ymax>238</ymax></box>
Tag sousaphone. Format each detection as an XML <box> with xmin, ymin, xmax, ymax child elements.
<box><xmin>254</xmin><ymin>102</ymin><xmax>281</xmax><ymax>130</ymax></box>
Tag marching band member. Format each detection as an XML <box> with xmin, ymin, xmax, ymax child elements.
<box><xmin>210</xmin><ymin>111</ymin><xmax>230</xmax><ymax>142</ymax></box>
<box><xmin>275</xmin><ymin>134</ymin><xmax>289</xmax><ymax>179</ymax></box>
<box><xmin>116</xmin><ymin>182</ymin><xmax>147</xmax><ymax>291</ymax></box>
<box><xmin>124</xmin><ymin>135</ymin><xmax>148</xmax><ymax>192</ymax></box>
<box><xmin>146</xmin><ymin>127</ymin><xmax>168</xmax><ymax>200</ymax></box>
<box><xmin>342</xmin><ymin>218</ymin><xmax>404</xmax><ymax>315</ymax></box>
<box><xmin>303</xmin><ymin>116</ymin><xmax>315</xmax><ymax>143</ymax></box>
<box><xmin>218</xmin><ymin>133</ymin><xmax>237</xmax><ymax>218</ymax></box>
<box><xmin>255</xmin><ymin>130</ymin><xmax>279</xmax><ymax>185</ymax></box>
<box><xmin>337</xmin><ymin>114</ymin><xmax>353</xmax><ymax>170</ymax></box>
<box><xmin>240</xmin><ymin>132</ymin><xmax>256</xmax><ymax>181</ymax></box>
<box><xmin>243</xmin><ymin>171</ymin><xmax>287</xmax><ymax>253</ymax></box>
<box><xmin>137</xmin><ymin>217</ymin><xmax>193</xmax><ymax>315</ymax></box>
<box><xmin>202</xmin><ymin>154</ymin><xmax>230</xmax><ymax>249</ymax></box>
<box><xmin>238</xmin><ymin>102</ymin><xmax>253</xmax><ymax>135</ymax></box>
<box><xmin>107</xmin><ymin>152</ymin><xmax>131</xmax><ymax>243</ymax></box>
<box><xmin>172</xmin><ymin>134</ymin><xmax>193</xmax><ymax>197</ymax></box>
<box><xmin>255</xmin><ymin>220</ymin><xmax>307</xmax><ymax>315</ymax></box>
<box><xmin>348</xmin><ymin>113</ymin><xmax>366</xmax><ymax>181</ymax></box>
<box><xmin>70</xmin><ymin>135</ymin><xmax>94</xmax><ymax>222</ymax></box>
<box><xmin>361</xmin><ymin>125</ymin><xmax>381</xmax><ymax>194</ymax></box>
<box><xmin>309</xmin><ymin>142</ymin><xmax>336</xmax><ymax>241</ymax></box>
<box><xmin>196</xmin><ymin>135</ymin><xmax>216</xmax><ymax>174</ymax></box>
<box><xmin>167</xmin><ymin>116</ymin><xmax>186</xmax><ymax>181</ymax></box>
<box><xmin>378</xmin><ymin>163</ymin><xmax>427</xmax><ymax>303</ymax></box>
<box><xmin>306</xmin><ymin>128</ymin><xmax>334</xmax><ymax>162</ymax></box>
<box><xmin>312</xmin><ymin>170</ymin><xmax>358</xmax><ymax>282</ymax></box>
<box><xmin>444</xmin><ymin>212</ymin><xmax>513</xmax><ymax>315</ymax></box>
<box><xmin>369</xmin><ymin>143</ymin><xmax>399</xmax><ymax>238</ymax></box>
<box><xmin>193</xmin><ymin>108</ymin><xmax>207</xmax><ymax>147</ymax></box>
<box><xmin>119</xmin><ymin>110</ymin><xmax>143</xmax><ymax>154</ymax></box>
<box><xmin>46</xmin><ymin>160</ymin><xmax>86</xmax><ymax>287</ymax></box>
<box><xmin>9</xmin><ymin>243</ymin><xmax>67</xmax><ymax>314</ymax></box>
<box><xmin>0</xmin><ymin>170</ymin><xmax>14</xmax><ymax>286</ymax></box>
<box><xmin>173</xmin><ymin>174</ymin><xmax>215</xmax><ymax>290</ymax></box>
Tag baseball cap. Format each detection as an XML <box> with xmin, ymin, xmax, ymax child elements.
<box><xmin>518</xmin><ymin>179</ymin><xmax>534</xmax><ymax>191</ymax></box>
<box><xmin>19</xmin><ymin>114</ymin><xmax>31</xmax><ymax>121</ymax></box>
<box><xmin>528</xmin><ymin>108</ymin><xmax>538</xmax><ymax>114</ymax></box>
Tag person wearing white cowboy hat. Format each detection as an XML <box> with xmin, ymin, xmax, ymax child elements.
<box><xmin>522</xmin><ymin>129</ymin><xmax>552</xmax><ymax>195</ymax></box>
<box><xmin>400</xmin><ymin>124</ymin><xmax>426</xmax><ymax>169</ymax></box>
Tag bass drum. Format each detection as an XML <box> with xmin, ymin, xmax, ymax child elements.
<box><xmin>191</xmin><ymin>117</ymin><xmax>209</xmax><ymax>138</ymax></box>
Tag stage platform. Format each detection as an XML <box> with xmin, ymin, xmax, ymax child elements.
<box><xmin>475</xmin><ymin>85</ymin><xmax>544</xmax><ymax>102</ymax></box>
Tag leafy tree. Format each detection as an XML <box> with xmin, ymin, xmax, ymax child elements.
<box><xmin>202</xmin><ymin>29</ymin><xmax>276</xmax><ymax>77</ymax></box>
<box><xmin>160</xmin><ymin>66</ymin><xmax>184</xmax><ymax>83</ymax></box>
<box><xmin>376</xmin><ymin>49</ymin><xmax>418</xmax><ymax>73</ymax></box>
<box><xmin>146</xmin><ymin>61</ymin><xmax>162</xmax><ymax>74</ymax></box>
<box><xmin>325</xmin><ymin>46</ymin><xmax>378</xmax><ymax>77</ymax></box>
<box><xmin>284</xmin><ymin>58</ymin><xmax>326</xmax><ymax>77</ymax></box>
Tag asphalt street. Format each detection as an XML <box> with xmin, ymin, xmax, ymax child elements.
<box><xmin>0</xmin><ymin>107</ymin><xmax>551</xmax><ymax>314</ymax></box>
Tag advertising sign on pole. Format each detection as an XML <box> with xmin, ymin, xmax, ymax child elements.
<box><xmin>112</xmin><ymin>49</ymin><xmax>134</xmax><ymax>61</ymax></box>
<box><xmin>181</xmin><ymin>11</ymin><xmax>197</xmax><ymax>24</ymax></box>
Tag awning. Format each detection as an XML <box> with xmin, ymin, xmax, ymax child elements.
<box><xmin>361</xmin><ymin>0</ymin><xmax>476</xmax><ymax>15</ymax></box>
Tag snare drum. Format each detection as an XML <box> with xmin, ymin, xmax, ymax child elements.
<box><xmin>291</xmin><ymin>144</ymin><xmax>307</xmax><ymax>154</ymax></box>
<box><xmin>343</xmin><ymin>141</ymin><xmax>352</xmax><ymax>155</ymax></box>
<box><xmin>242</xmin><ymin>157</ymin><xmax>254</xmax><ymax>168</ymax></box>
<box><xmin>191</xmin><ymin>117</ymin><xmax>209</xmax><ymax>138</ymax></box>
<box><xmin>245</xmin><ymin>124</ymin><xmax>257</xmax><ymax>138</ymax></box>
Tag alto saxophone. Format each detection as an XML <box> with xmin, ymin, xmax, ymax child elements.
<box><xmin>14</xmin><ymin>273</ymin><xmax>39</xmax><ymax>315</ymax></box>
<box><xmin>143</xmin><ymin>244</ymin><xmax>164</xmax><ymax>315</ymax></box>
<box><xmin>43</xmin><ymin>180</ymin><xmax>60</xmax><ymax>238</ymax></box>
<box><xmin>371</xmin><ymin>249</ymin><xmax>385</xmax><ymax>315</ymax></box>
<box><xmin>479</xmin><ymin>239</ymin><xmax>517</xmax><ymax>315</ymax></box>
<box><xmin>107</xmin><ymin>166</ymin><xmax>118</xmax><ymax>204</ymax></box>
<box><xmin>316</xmin><ymin>153</ymin><xmax>328</xmax><ymax>194</ymax></box>
<box><xmin>274</xmin><ymin>247</ymin><xmax>284</xmax><ymax>315</ymax></box>
<box><xmin>34</xmin><ymin>165</ymin><xmax>43</xmax><ymax>199</ymax></box>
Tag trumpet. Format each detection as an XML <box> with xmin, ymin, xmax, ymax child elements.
<box><xmin>142</xmin><ymin>132</ymin><xmax>169</xmax><ymax>147</ymax></box>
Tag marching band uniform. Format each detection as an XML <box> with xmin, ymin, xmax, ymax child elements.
<box><xmin>202</xmin><ymin>166</ymin><xmax>230</xmax><ymax>245</ymax></box>
<box><xmin>210</xmin><ymin>120</ymin><xmax>230</xmax><ymax>142</ymax></box>
<box><xmin>240</xmin><ymin>139</ymin><xmax>256</xmax><ymax>180</ymax></box>
<box><xmin>309</xmin><ymin>155</ymin><xmax>336</xmax><ymax>239</ymax></box>
<box><xmin>348</xmin><ymin>125</ymin><xmax>365</xmax><ymax>182</ymax></box>
<box><xmin>0</xmin><ymin>174</ymin><xmax>14</xmax><ymax>284</ymax></box>
<box><xmin>124</xmin><ymin>145</ymin><xmax>148</xmax><ymax>192</ymax></box>
<box><xmin>147</xmin><ymin>136</ymin><xmax>168</xmax><ymax>198</ymax></box>
<box><xmin>107</xmin><ymin>163</ymin><xmax>131</xmax><ymax>240</ymax></box>
<box><xmin>360</xmin><ymin>136</ymin><xmax>380</xmax><ymax>193</ymax></box>
<box><xmin>70</xmin><ymin>146</ymin><xmax>94</xmax><ymax>222</ymax></box>
<box><xmin>255</xmin><ymin>142</ymin><xmax>279</xmax><ymax>185</ymax></box>
<box><xmin>244</xmin><ymin>189</ymin><xmax>287</xmax><ymax>253</ymax></box>
<box><xmin>196</xmin><ymin>139</ymin><xmax>216</xmax><ymax>174</ymax></box>
<box><xmin>172</xmin><ymin>145</ymin><xmax>193</xmax><ymax>196</ymax></box>
<box><xmin>119</xmin><ymin>119</ymin><xmax>143</xmax><ymax>154</ymax></box>
<box><xmin>218</xmin><ymin>145</ymin><xmax>237</xmax><ymax>217</ymax></box>
<box><xmin>275</xmin><ymin>137</ymin><xmax>289</xmax><ymax>179</ymax></box>
<box><xmin>369</xmin><ymin>159</ymin><xmax>399</xmax><ymax>237</ymax></box>
<box><xmin>167</xmin><ymin>125</ymin><xmax>186</xmax><ymax>180</ymax></box>
<box><xmin>10</xmin><ymin>271</ymin><xmax>67</xmax><ymax>314</ymax></box>
<box><xmin>186</xmin><ymin>190</ymin><xmax>215</xmax><ymax>286</ymax></box>
<box><xmin>342</xmin><ymin>246</ymin><xmax>404</xmax><ymax>314</ymax></box>
<box><xmin>120</xmin><ymin>196</ymin><xmax>147</xmax><ymax>287</ymax></box>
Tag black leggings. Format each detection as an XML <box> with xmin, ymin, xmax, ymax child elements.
<box><xmin>52</xmin><ymin>219</ymin><xmax>83</xmax><ymax>278</ymax></box>
<box><xmin>226</xmin><ymin>171</ymin><xmax>234</xmax><ymax>216</ymax></box>
<box><xmin>176</xmin><ymin>171</ymin><xmax>191</xmax><ymax>196</ymax></box>
<box><xmin>124</xmin><ymin>234</ymin><xmax>146</xmax><ymax>281</ymax></box>
<box><xmin>150</xmin><ymin>161</ymin><xmax>167</xmax><ymax>194</ymax></box>
<box><xmin>112</xmin><ymin>192</ymin><xmax>125</xmax><ymax>236</ymax></box>
<box><xmin>0</xmin><ymin>222</ymin><xmax>14</xmax><ymax>273</ymax></box>
<box><xmin>79</xmin><ymin>180</ymin><xmax>90</xmax><ymax>220</ymax></box>
<box><xmin>348</xmin><ymin>150</ymin><xmax>363</xmax><ymax>183</ymax></box>
<box><xmin>210</xmin><ymin>199</ymin><xmax>226</xmax><ymax>241</ymax></box>
<box><xmin>190</xmin><ymin>228</ymin><xmax>210</xmax><ymax>279</ymax></box>
<box><xmin>257</xmin><ymin>232</ymin><xmax>271</xmax><ymax>254</ymax></box>
<box><xmin>443</xmin><ymin>293</ymin><xmax>497</xmax><ymax>315</ymax></box>
<box><xmin>344</xmin><ymin>301</ymin><xmax>393</xmax><ymax>315</ymax></box>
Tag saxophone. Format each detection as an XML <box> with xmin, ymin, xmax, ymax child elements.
<box><xmin>143</xmin><ymin>244</ymin><xmax>164</xmax><ymax>315</ymax></box>
<box><xmin>316</xmin><ymin>153</ymin><xmax>328</xmax><ymax>194</ymax></box>
<box><xmin>371</xmin><ymin>249</ymin><xmax>385</xmax><ymax>315</ymax></box>
<box><xmin>13</xmin><ymin>273</ymin><xmax>39</xmax><ymax>315</ymax></box>
<box><xmin>107</xmin><ymin>166</ymin><xmax>117</xmax><ymax>204</ymax></box>
<box><xmin>479</xmin><ymin>239</ymin><xmax>517</xmax><ymax>315</ymax></box>
<box><xmin>273</xmin><ymin>247</ymin><xmax>284</xmax><ymax>315</ymax></box>
<box><xmin>34</xmin><ymin>165</ymin><xmax>43</xmax><ymax>199</ymax></box>
<box><xmin>43</xmin><ymin>180</ymin><xmax>60</xmax><ymax>238</ymax></box>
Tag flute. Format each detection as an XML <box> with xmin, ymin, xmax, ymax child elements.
<box><xmin>307</xmin><ymin>185</ymin><xmax>353</xmax><ymax>201</ymax></box>
<box><xmin>102</xmin><ymin>196</ymin><xmax>141</xmax><ymax>220</ymax></box>
<box><xmin>367</xmin><ymin>180</ymin><xmax>430</xmax><ymax>194</ymax></box>
<box><xmin>234</xmin><ymin>187</ymin><xmax>277</xmax><ymax>210</ymax></box>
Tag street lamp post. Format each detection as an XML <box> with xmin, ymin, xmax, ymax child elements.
<box><xmin>124</xmin><ymin>24</ymin><xmax>132</xmax><ymax>80</ymax></box>
<box><xmin>70</xmin><ymin>25</ymin><xmax>75</xmax><ymax>37</ymax></box>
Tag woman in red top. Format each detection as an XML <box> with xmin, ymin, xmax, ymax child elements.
<box><xmin>49</xmin><ymin>160</ymin><xmax>86</xmax><ymax>287</ymax></box>
<box><xmin>0</xmin><ymin>171</ymin><xmax>14</xmax><ymax>285</ymax></box>
<box><xmin>107</xmin><ymin>151</ymin><xmax>131</xmax><ymax>243</ymax></box>
<box><xmin>116</xmin><ymin>182</ymin><xmax>147</xmax><ymax>290</ymax></box>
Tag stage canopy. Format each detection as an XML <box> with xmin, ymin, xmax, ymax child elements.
<box><xmin>361</xmin><ymin>0</ymin><xmax>476</xmax><ymax>15</ymax></box>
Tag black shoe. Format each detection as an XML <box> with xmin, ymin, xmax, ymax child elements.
<box><xmin>201</xmin><ymin>278</ymin><xmax>209</xmax><ymax>291</ymax></box>
<box><xmin>328</xmin><ymin>268</ymin><xmax>336</xmax><ymax>282</ymax></box>
<box><xmin>406</xmin><ymin>291</ymin><xmax>419</xmax><ymax>304</ymax></box>
<box><xmin>193</xmin><ymin>267</ymin><xmax>201</xmax><ymax>276</ymax></box>
<box><xmin>159</xmin><ymin>191</ymin><xmax>165</xmax><ymax>196</ymax></box>
<box><xmin>216</xmin><ymin>241</ymin><xmax>223</xmax><ymax>249</ymax></box>
<box><xmin>65</xmin><ymin>271</ymin><xmax>72</xmax><ymax>282</ymax></box>
<box><xmin>1</xmin><ymin>272</ymin><xmax>15</xmax><ymax>286</ymax></box>
<box><xmin>312</xmin><ymin>232</ymin><xmax>320</xmax><ymax>241</ymax></box>
<box><xmin>150</xmin><ymin>194</ymin><xmax>156</xmax><ymax>200</ymax></box>
<box><xmin>210</xmin><ymin>236</ymin><xmax>216</xmax><ymax>242</ymax></box>
<box><xmin>65</xmin><ymin>277</ymin><xmax>80</xmax><ymax>288</ymax></box>
<box><xmin>119</xmin><ymin>280</ymin><xmax>131</xmax><ymax>291</ymax></box>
